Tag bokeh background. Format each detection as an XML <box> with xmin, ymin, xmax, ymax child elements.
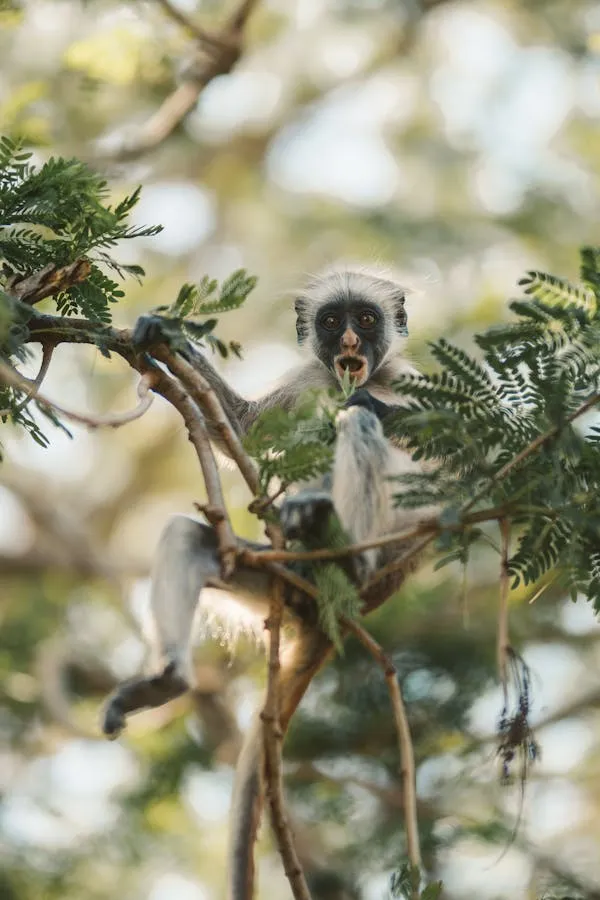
<box><xmin>2</xmin><ymin>1</ymin><xmax>600</xmax><ymax>898</ymax></box>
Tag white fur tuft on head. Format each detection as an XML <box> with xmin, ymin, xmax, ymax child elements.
<box><xmin>294</xmin><ymin>265</ymin><xmax>410</xmax><ymax>361</ymax></box>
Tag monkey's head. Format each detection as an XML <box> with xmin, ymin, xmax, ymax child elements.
<box><xmin>294</xmin><ymin>268</ymin><xmax>408</xmax><ymax>386</ymax></box>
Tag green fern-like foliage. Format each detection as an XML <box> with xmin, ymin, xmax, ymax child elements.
<box><xmin>387</xmin><ymin>246</ymin><xmax>600</xmax><ymax>610</ymax></box>
<box><xmin>310</xmin><ymin>516</ymin><xmax>362</xmax><ymax>651</ymax></box>
<box><xmin>150</xmin><ymin>268</ymin><xmax>257</xmax><ymax>358</ymax></box>
<box><xmin>312</xmin><ymin>561</ymin><xmax>362</xmax><ymax>651</ymax></box>
<box><xmin>244</xmin><ymin>391</ymin><xmax>338</xmax><ymax>493</ymax></box>
<box><xmin>0</xmin><ymin>136</ymin><xmax>161</xmax><ymax>322</ymax></box>
<box><xmin>0</xmin><ymin>139</ymin><xmax>256</xmax><ymax>451</ymax></box>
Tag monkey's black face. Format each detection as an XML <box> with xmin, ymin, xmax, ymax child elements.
<box><xmin>315</xmin><ymin>297</ymin><xmax>387</xmax><ymax>386</ymax></box>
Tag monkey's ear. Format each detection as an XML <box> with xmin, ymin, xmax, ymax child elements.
<box><xmin>394</xmin><ymin>292</ymin><xmax>408</xmax><ymax>337</ymax></box>
<box><xmin>294</xmin><ymin>297</ymin><xmax>309</xmax><ymax>344</ymax></box>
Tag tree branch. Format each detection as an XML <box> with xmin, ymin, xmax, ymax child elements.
<box><xmin>0</xmin><ymin>360</ymin><xmax>155</xmax><ymax>428</ymax></box>
<box><xmin>106</xmin><ymin>0</ymin><xmax>261</xmax><ymax>160</ymax></box>
<box><xmin>145</xmin><ymin>363</ymin><xmax>237</xmax><ymax>578</ymax></box>
<box><xmin>342</xmin><ymin>617</ymin><xmax>422</xmax><ymax>891</ymax></box>
<box><xmin>152</xmin><ymin>348</ymin><xmax>260</xmax><ymax>494</ymax></box>
<box><xmin>262</xmin><ymin>573</ymin><xmax>313</xmax><ymax>900</ymax></box>
<box><xmin>161</xmin><ymin>352</ymin><xmax>313</xmax><ymax>896</ymax></box>
<box><xmin>0</xmin><ymin>342</ymin><xmax>54</xmax><ymax>416</ymax></box>
<box><xmin>155</xmin><ymin>0</ymin><xmax>226</xmax><ymax>50</ymax></box>
<box><xmin>462</xmin><ymin>391</ymin><xmax>600</xmax><ymax>514</ymax></box>
<box><xmin>151</xmin><ymin>348</ymin><xmax>312</xmax><ymax>897</ymax></box>
<box><xmin>239</xmin><ymin>503</ymin><xmax>519</xmax><ymax>567</ymax></box>
<box><xmin>497</xmin><ymin>518</ymin><xmax>511</xmax><ymax>704</ymax></box>
<box><xmin>5</xmin><ymin>259</ymin><xmax>92</xmax><ymax>306</ymax></box>
<box><xmin>16</xmin><ymin>307</ymin><xmax>427</xmax><ymax>898</ymax></box>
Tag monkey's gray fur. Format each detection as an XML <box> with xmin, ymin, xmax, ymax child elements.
<box><xmin>103</xmin><ymin>267</ymin><xmax>425</xmax><ymax>900</ymax></box>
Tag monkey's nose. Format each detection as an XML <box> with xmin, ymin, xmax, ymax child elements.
<box><xmin>341</xmin><ymin>327</ymin><xmax>360</xmax><ymax>351</ymax></box>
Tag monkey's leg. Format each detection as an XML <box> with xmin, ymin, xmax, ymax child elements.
<box><xmin>102</xmin><ymin>515</ymin><xmax>270</xmax><ymax>738</ymax></box>
<box><xmin>228</xmin><ymin>621</ymin><xmax>333</xmax><ymax>900</ymax></box>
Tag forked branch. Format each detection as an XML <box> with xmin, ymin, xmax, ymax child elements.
<box><xmin>0</xmin><ymin>359</ymin><xmax>155</xmax><ymax>428</ymax></box>
<box><xmin>106</xmin><ymin>0</ymin><xmax>261</xmax><ymax>160</ymax></box>
<box><xmin>144</xmin><ymin>362</ymin><xmax>238</xmax><ymax>579</ymax></box>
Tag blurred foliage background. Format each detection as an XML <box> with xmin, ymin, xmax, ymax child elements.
<box><xmin>1</xmin><ymin>1</ymin><xmax>600</xmax><ymax>898</ymax></box>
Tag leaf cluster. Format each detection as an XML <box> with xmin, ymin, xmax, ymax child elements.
<box><xmin>389</xmin><ymin>863</ymin><xmax>442</xmax><ymax>900</ymax></box>
<box><xmin>0</xmin><ymin>141</ymin><xmax>256</xmax><ymax>451</ymax></box>
<box><xmin>0</xmin><ymin>136</ymin><xmax>160</xmax><ymax>322</ymax></box>
<box><xmin>149</xmin><ymin>268</ymin><xmax>257</xmax><ymax>358</ymax></box>
<box><xmin>244</xmin><ymin>391</ymin><xmax>338</xmax><ymax>493</ymax></box>
<box><xmin>308</xmin><ymin>515</ymin><xmax>362</xmax><ymax>651</ymax></box>
<box><xmin>386</xmin><ymin>246</ymin><xmax>600</xmax><ymax>609</ymax></box>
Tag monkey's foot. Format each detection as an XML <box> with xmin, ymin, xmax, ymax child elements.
<box><xmin>280</xmin><ymin>491</ymin><xmax>335</xmax><ymax>543</ymax></box>
<box><xmin>102</xmin><ymin>662</ymin><xmax>189</xmax><ymax>739</ymax></box>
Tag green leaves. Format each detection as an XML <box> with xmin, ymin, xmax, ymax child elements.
<box><xmin>0</xmin><ymin>137</ymin><xmax>164</xmax><ymax>447</ymax></box>
<box><xmin>0</xmin><ymin>140</ymin><xmax>257</xmax><ymax>449</ymax></box>
<box><xmin>151</xmin><ymin>269</ymin><xmax>257</xmax><ymax>358</ymax></box>
<box><xmin>313</xmin><ymin>562</ymin><xmax>361</xmax><ymax>652</ymax></box>
<box><xmin>387</xmin><ymin>246</ymin><xmax>600</xmax><ymax>613</ymax></box>
<box><xmin>244</xmin><ymin>392</ymin><xmax>337</xmax><ymax>492</ymax></box>
<box><xmin>389</xmin><ymin>863</ymin><xmax>442</xmax><ymax>900</ymax></box>
<box><xmin>0</xmin><ymin>136</ymin><xmax>161</xmax><ymax>323</ymax></box>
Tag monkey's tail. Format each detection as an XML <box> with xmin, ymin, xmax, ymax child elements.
<box><xmin>227</xmin><ymin>625</ymin><xmax>333</xmax><ymax>900</ymax></box>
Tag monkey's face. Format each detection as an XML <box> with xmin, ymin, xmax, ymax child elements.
<box><xmin>315</xmin><ymin>299</ymin><xmax>387</xmax><ymax>385</ymax></box>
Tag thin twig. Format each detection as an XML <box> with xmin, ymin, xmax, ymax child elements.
<box><xmin>362</xmin><ymin>534</ymin><xmax>434</xmax><ymax>595</ymax></box>
<box><xmin>227</xmin><ymin>0</ymin><xmax>261</xmax><ymax>32</ymax></box>
<box><xmin>498</xmin><ymin>518</ymin><xmax>511</xmax><ymax>704</ymax></box>
<box><xmin>239</xmin><ymin>503</ymin><xmax>522</xmax><ymax>567</ymax></box>
<box><xmin>342</xmin><ymin>618</ymin><xmax>422</xmax><ymax>889</ymax></box>
<box><xmin>0</xmin><ymin>360</ymin><xmax>156</xmax><ymax>428</ymax></box>
<box><xmin>154</xmin><ymin>349</ymin><xmax>260</xmax><ymax>494</ymax></box>
<box><xmin>263</xmin><ymin>561</ymin><xmax>319</xmax><ymax>600</ymax></box>
<box><xmin>106</xmin><ymin>0</ymin><xmax>261</xmax><ymax>160</ymax></box>
<box><xmin>463</xmin><ymin>391</ymin><xmax>600</xmax><ymax>514</ymax></box>
<box><xmin>248</xmin><ymin>484</ymin><xmax>286</xmax><ymax>515</ymax></box>
<box><xmin>0</xmin><ymin>343</ymin><xmax>54</xmax><ymax>416</ymax></box>
<box><xmin>155</xmin><ymin>0</ymin><xmax>226</xmax><ymax>50</ymax></box>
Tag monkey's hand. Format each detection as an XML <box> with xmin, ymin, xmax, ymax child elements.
<box><xmin>280</xmin><ymin>491</ymin><xmax>336</xmax><ymax>544</ymax></box>
<box><xmin>102</xmin><ymin>662</ymin><xmax>188</xmax><ymax>739</ymax></box>
<box><xmin>343</xmin><ymin>388</ymin><xmax>393</xmax><ymax>421</ymax></box>
<box><xmin>132</xmin><ymin>314</ymin><xmax>192</xmax><ymax>357</ymax></box>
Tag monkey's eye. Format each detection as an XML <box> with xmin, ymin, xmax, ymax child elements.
<box><xmin>321</xmin><ymin>314</ymin><xmax>341</xmax><ymax>331</ymax></box>
<box><xmin>358</xmin><ymin>310</ymin><xmax>377</xmax><ymax>328</ymax></box>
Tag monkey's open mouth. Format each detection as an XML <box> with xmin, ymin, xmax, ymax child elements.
<box><xmin>335</xmin><ymin>355</ymin><xmax>368</xmax><ymax>384</ymax></box>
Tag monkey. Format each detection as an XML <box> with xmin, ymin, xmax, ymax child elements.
<box><xmin>102</xmin><ymin>267</ymin><xmax>425</xmax><ymax>900</ymax></box>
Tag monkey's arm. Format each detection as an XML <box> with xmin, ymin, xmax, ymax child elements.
<box><xmin>133</xmin><ymin>314</ymin><xmax>262</xmax><ymax>449</ymax></box>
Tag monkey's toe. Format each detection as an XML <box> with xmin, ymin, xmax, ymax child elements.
<box><xmin>102</xmin><ymin>700</ymin><xmax>126</xmax><ymax>740</ymax></box>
